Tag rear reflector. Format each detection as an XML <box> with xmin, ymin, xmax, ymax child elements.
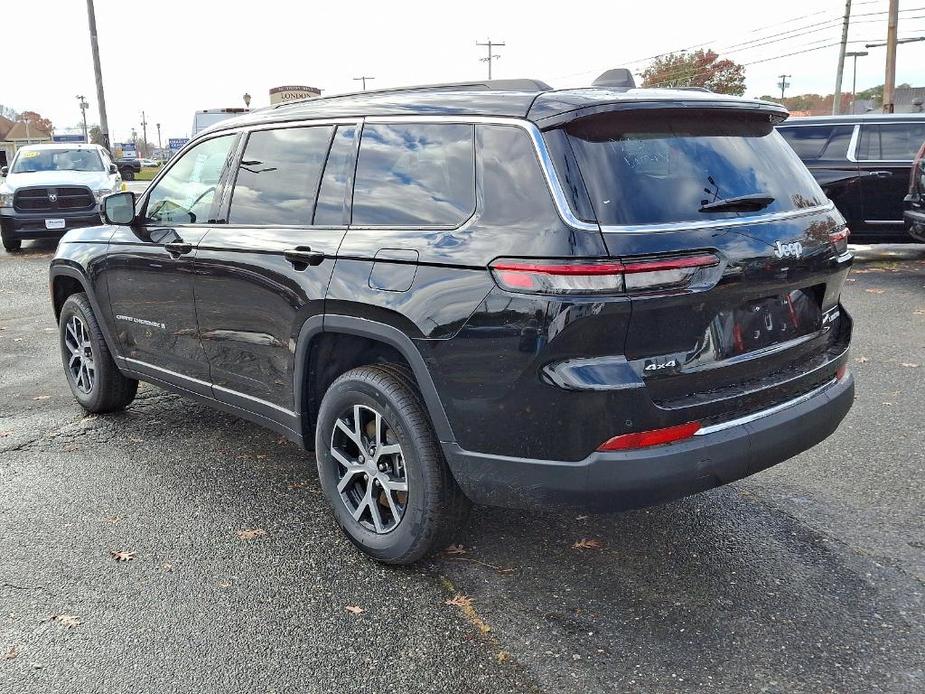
<box><xmin>836</xmin><ymin>364</ymin><xmax>847</xmax><ymax>381</ymax></box>
<box><xmin>597</xmin><ymin>421</ymin><xmax>701</xmax><ymax>451</ymax></box>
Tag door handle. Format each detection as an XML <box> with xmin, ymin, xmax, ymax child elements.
<box><xmin>164</xmin><ymin>241</ymin><xmax>193</xmax><ymax>257</ymax></box>
<box><xmin>867</xmin><ymin>170</ymin><xmax>894</xmax><ymax>178</ymax></box>
<box><xmin>284</xmin><ymin>247</ymin><xmax>325</xmax><ymax>267</ymax></box>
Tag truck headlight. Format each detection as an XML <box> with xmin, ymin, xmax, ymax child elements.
<box><xmin>0</xmin><ymin>191</ymin><xmax>13</xmax><ymax>208</ymax></box>
<box><xmin>94</xmin><ymin>188</ymin><xmax>114</xmax><ymax>203</ymax></box>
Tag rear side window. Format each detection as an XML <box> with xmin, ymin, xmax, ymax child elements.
<box><xmin>856</xmin><ymin>123</ymin><xmax>925</xmax><ymax>161</ymax></box>
<box><xmin>313</xmin><ymin>125</ymin><xmax>356</xmax><ymax>226</ymax></box>
<box><xmin>351</xmin><ymin>123</ymin><xmax>475</xmax><ymax>226</ymax></box>
<box><xmin>228</xmin><ymin>126</ymin><xmax>333</xmax><ymax>226</ymax></box>
<box><xmin>563</xmin><ymin>111</ymin><xmax>827</xmax><ymax>227</ymax></box>
<box><xmin>778</xmin><ymin>125</ymin><xmax>853</xmax><ymax>161</ymax></box>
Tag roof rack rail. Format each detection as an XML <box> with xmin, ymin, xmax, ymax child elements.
<box><xmin>272</xmin><ymin>78</ymin><xmax>553</xmax><ymax>109</ymax></box>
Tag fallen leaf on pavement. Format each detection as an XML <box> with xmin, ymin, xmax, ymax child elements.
<box><xmin>446</xmin><ymin>594</ymin><xmax>473</xmax><ymax>608</ymax></box>
<box><xmin>110</xmin><ymin>550</ymin><xmax>136</xmax><ymax>562</ymax></box>
<box><xmin>287</xmin><ymin>481</ymin><xmax>307</xmax><ymax>490</ymax></box>
<box><xmin>572</xmin><ymin>538</ymin><xmax>604</xmax><ymax>550</ymax></box>
<box><xmin>102</xmin><ymin>515</ymin><xmax>122</xmax><ymax>524</ymax></box>
<box><xmin>854</xmin><ymin>356</ymin><xmax>870</xmax><ymax>363</ymax></box>
<box><xmin>345</xmin><ymin>605</ymin><xmax>364</xmax><ymax>615</ymax></box>
<box><xmin>52</xmin><ymin>614</ymin><xmax>80</xmax><ymax>629</ymax></box>
<box><xmin>865</xmin><ymin>288</ymin><xmax>885</xmax><ymax>294</ymax></box>
<box><xmin>900</xmin><ymin>363</ymin><xmax>919</xmax><ymax>368</ymax></box>
<box><xmin>444</xmin><ymin>544</ymin><xmax>467</xmax><ymax>555</ymax></box>
<box><xmin>497</xmin><ymin>650</ymin><xmax>511</xmax><ymax>663</ymax></box>
<box><xmin>161</xmin><ymin>562</ymin><xmax>174</xmax><ymax>572</ymax></box>
<box><xmin>32</xmin><ymin>395</ymin><xmax>50</xmax><ymax>401</ymax></box>
<box><xmin>236</xmin><ymin>528</ymin><xmax>266</xmax><ymax>541</ymax></box>
<box><xmin>3</xmin><ymin>645</ymin><xmax>18</xmax><ymax>660</ymax></box>
<box><xmin>914</xmin><ymin>309</ymin><xmax>925</xmax><ymax>315</ymax></box>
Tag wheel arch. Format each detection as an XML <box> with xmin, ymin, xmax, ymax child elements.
<box><xmin>295</xmin><ymin>315</ymin><xmax>456</xmax><ymax>447</ymax></box>
<box><xmin>50</xmin><ymin>263</ymin><xmax>122</xmax><ymax>360</ymax></box>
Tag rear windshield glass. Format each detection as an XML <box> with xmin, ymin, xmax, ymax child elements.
<box><xmin>561</xmin><ymin>111</ymin><xmax>826</xmax><ymax>227</ymax></box>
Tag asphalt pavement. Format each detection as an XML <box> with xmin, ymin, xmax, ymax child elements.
<box><xmin>0</xmin><ymin>240</ymin><xmax>923</xmax><ymax>693</ymax></box>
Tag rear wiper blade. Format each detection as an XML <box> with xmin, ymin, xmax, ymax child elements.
<box><xmin>699</xmin><ymin>194</ymin><xmax>775</xmax><ymax>213</ymax></box>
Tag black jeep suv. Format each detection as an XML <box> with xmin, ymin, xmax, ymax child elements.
<box><xmin>49</xmin><ymin>75</ymin><xmax>855</xmax><ymax>563</ymax></box>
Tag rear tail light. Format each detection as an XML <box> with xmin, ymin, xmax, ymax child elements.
<box><xmin>489</xmin><ymin>254</ymin><xmax>719</xmax><ymax>296</ymax></box>
<box><xmin>829</xmin><ymin>226</ymin><xmax>850</xmax><ymax>255</ymax></box>
<box><xmin>597</xmin><ymin>421</ymin><xmax>701</xmax><ymax>451</ymax></box>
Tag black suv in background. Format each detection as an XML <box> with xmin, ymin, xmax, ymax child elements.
<box><xmin>49</xmin><ymin>75</ymin><xmax>855</xmax><ymax>563</ymax></box>
<box><xmin>777</xmin><ymin>114</ymin><xmax>925</xmax><ymax>242</ymax></box>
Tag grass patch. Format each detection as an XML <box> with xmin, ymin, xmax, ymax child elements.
<box><xmin>135</xmin><ymin>166</ymin><xmax>160</xmax><ymax>181</ymax></box>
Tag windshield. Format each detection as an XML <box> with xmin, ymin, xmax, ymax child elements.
<box><xmin>560</xmin><ymin>110</ymin><xmax>826</xmax><ymax>227</ymax></box>
<box><xmin>11</xmin><ymin>148</ymin><xmax>104</xmax><ymax>174</ymax></box>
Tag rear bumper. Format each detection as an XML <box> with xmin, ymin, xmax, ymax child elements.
<box><xmin>444</xmin><ymin>372</ymin><xmax>854</xmax><ymax>511</ymax></box>
<box><xmin>1</xmin><ymin>208</ymin><xmax>101</xmax><ymax>239</ymax></box>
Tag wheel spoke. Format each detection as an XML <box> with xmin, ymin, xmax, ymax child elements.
<box><xmin>352</xmin><ymin>489</ymin><xmax>371</xmax><ymax>521</ymax></box>
<box><xmin>375</xmin><ymin>443</ymin><xmax>402</xmax><ymax>461</ymax></box>
<box><xmin>382</xmin><ymin>485</ymin><xmax>402</xmax><ymax>521</ymax></box>
<box><xmin>368</xmin><ymin>491</ymin><xmax>385</xmax><ymax>533</ymax></box>
<box><xmin>383</xmin><ymin>478</ymin><xmax>408</xmax><ymax>492</ymax></box>
<box><xmin>336</xmin><ymin>465</ymin><xmax>366</xmax><ymax>493</ymax></box>
<box><xmin>334</xmin><ymin>417</ymin><xmax>362</xmax><ymax>448</ymax></box>
<box><xmin>330</xmin><ymin>446</ymin><xmax>355</xmax><ymax>470</ymax></box>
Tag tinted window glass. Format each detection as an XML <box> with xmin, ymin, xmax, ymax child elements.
<box><xmin>313</xmin><ymin>125</ymin><xmax>356</xmax><ymax>225</ymax></box>
<box><xmin>819</xmin><ymin>125</ymin><xmax>854</xmax><ymax>159</ymax></box>
<box><xmin>228</xmin><ymin>126</ymin><xmax>333</xmax><ymax>226</ymax></box>
<box><xmin>146</xmin><ymin>135</ymin><xmax>235</xmax><ymax>224</ymax></box>
<box><xmin>352</xmin><ymin>123</ymin><xmax>475</xmax><ymax>226</ymax></box>
<box><xmin>777</xmin><ymin>126</ymin><xmax>833</xmax><ymax>159</ymax></box>
<box><xmin>565</xmin><ymin>111</ymin><xmax>827</xmax><ymax>226</ymax></box>
<box><xmin>857</xmin><ymin>123</ymin><xmax>925</xmax><ymax>161</ymax></box>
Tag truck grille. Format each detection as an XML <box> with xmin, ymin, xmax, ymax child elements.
<box><xmin>13</xmin><ymin>187</ymin><xmax>95</xmax><ymax>212</ymax></box>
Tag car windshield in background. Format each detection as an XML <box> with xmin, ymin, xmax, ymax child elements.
<box><xmin>11</xmin><ymin>149</ymin><xmax>104</xmax><ymax>173</ymax></box>
<box><xmin>562</xmin><ymin>111</ymin><xmax>826</xmax><ymax>226</ymax></box>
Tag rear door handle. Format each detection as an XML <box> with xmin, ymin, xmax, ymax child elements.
<box><xmin>164</xmin><ymin>241</ymin><xmax>193</xmax><ymax>256</ymax></box>
<box><xmin>284</xmin><ymin>247</ymin><xmax>325</xmax><ymax>267</ymax></box>
<box><xmin>867</xmin><ymin>170</ymin><xmax>894</xmax><ymax>178</ymax></box>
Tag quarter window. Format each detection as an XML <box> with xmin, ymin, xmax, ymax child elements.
<box><xmin>228</xmin><ymin>126</ymin><xmax>334</xmax><ymax>226</ymax></box>
<box><xmin>351</xmin><ymin>123</ymin><xmax>475</xmax><ymax>226</ymax></box>
<box><xmin>856</xmin><ymin>123</ymin><xmax>925</xmax><ymax>161</ymax></box>
<box><xmin>145</xmin><ymin>134</ymin><xmax>235</xmax><ymax>225</ymax></box>
<box><xmin>313</xmin><ymin>125</ymin><xmax>357</xmax><ymax>226</ymax></box>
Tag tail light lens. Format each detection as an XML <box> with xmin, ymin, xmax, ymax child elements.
<box><xmin>490</xmin><ymin>254</ymin><xmax>719</xmax><ymax>296</ymax></box>
<box><xmin>597</xmin><ymin>421</ymin><xmax>701</xmax><ymax>451</ymax></box>
<box><xmin>829</xmin><ymin>226</ymin><xmax>850</xmax><ymax>255</ymax></box>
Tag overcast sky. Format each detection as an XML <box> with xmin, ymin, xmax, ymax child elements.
<box><xmin>2</xmin><ymin>0</ymin><xmax>923</xmax><ymax>144</ymax></box>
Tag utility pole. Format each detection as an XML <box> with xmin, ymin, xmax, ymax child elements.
<box><xmin>882</xmin><ymin>0</ymin><xmax>899</xmax><ymax>113</ymax></box>
<box><xmin>140</xmin><ymin>111</ymin><xmax>148</xmax><ymax>158</ymax></box>
<box><xmin>777</xmin><ymin>74</ymin><xmax>791</xmax><ymax>100</ymax></box>
<box><xmin>353</xmin><ymin>76</ymin><xmax>375</xmax><ymax>91</ymax></box>
<box><xmin>832</xmin><ymin>0</ymin><xmax>853</xmax><ymax>115</ymax></box>
<box><xmin>85</xmin><ymin>0</ymin><xmax>111</xmax><ymax>150</ymax></box>
<box><xmin>156</xmin><ymin>122</ymin><xmax>162</xmax><ymax>154</ymax></box>
<box><xmin>76</xmin><ymin>95</ymin><xmax>89</xmax><ymax>143</ymax></box>
<box><xmin>476</xmin><ymin>38</ymin><xmax>505</xmax><ymax>80</ymax></box>
<box><xmin>845</xmin><ymin>51</ymin><xmax>868</xmax><ymax>113</ymax></box>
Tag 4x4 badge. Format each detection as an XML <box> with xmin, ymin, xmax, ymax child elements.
<box><xmin>773</xmin><ymin>240</ymin><xmax>803</xmax><ymax>259</ymax></box>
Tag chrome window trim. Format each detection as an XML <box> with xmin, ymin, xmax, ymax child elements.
<box><xmin>599</xmin><ymin>201</ymin><xmax>836</xmax><ymax>234</ymax></box>
<box><xmin>846</xmin><ymin>124</ymin><xmax>861</xmax><ymax>162</ymax></box>
<box><xmin>695</xmin><ymin>377</ymin><xmax>839</xmax><ymax>436</ymax></box>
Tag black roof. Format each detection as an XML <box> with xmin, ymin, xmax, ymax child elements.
<box><xmin>208</xmin><ymin>80</ymin><xmax>789</xmax><ymax>134</ymax></box>
<box><xmin>781</xmin><ymin>113</ymin><xmax>925</xmax><ymax>125</ymax></box>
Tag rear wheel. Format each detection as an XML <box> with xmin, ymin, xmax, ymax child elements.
<box><xmin>59</xmin><ymin>293</ymin><xmax>138</xmax><ymax>413</ymax></box>
<box><xmin>315</xmin><ymin>365</ymin><xmax>470</xmax><ymax>564</ymax></box>
<box><xmin>2</xmin><ymin>232</ymin><xmax>21</xmax><ymax>252</ymax></box>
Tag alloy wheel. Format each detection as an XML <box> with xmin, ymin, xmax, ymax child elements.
<box><xmin>64</xmin><ymin>315</ymin><xmax>95</xmax><ymax>394</ymax></box>
<box><xmin>330</xmin><ymin>404</ymin><xmax>408</xmax><ymax>534</ymax></box>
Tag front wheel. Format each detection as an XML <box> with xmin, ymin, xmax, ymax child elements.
<box><xmin>59</xmin><ymin>293</ymin><xmax>138</xmax><ymax>413</ymax></box>
<box><xmin>2</xmin><ymin>232</ymin><xmax>21</xmax><ymax>252</ymax></box>
<box><xmin>315</xmin><ymin>365</ymin><xmax>470</xmax><ymax>564</ymax></box>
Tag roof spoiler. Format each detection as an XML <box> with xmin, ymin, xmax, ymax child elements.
<box><xmin>592</xmin><ymin>69</ymin><xmax>636</xmax><ymax>89</ymax></box>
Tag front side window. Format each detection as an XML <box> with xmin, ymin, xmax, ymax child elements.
<box><xmin>228</xmin><ymin>126</ymin><xmax>334</xmax><ymax>226</ymax></box>
<box><xmin>857</xmin><ymin>123</ymin><xmax>925</xmax><ymax>161</ymax></box>
<box><xmin>777</xmin><ymin>126</ymin><xmax>834</xmax><ymax>160</ymax></box>
<box><xmin>11</xmin><ymin>148</ymin><xmax>104</xmax><ymax>173</ymax></box>
<box><xmin>563</xmin><ymin>110</ymin><xmax>827</xmax><ymax>227</ymax></box>
<box><xmin>352</xmin><ymin>123</ymin><xmax>475</xmax><ymax>226</ymax></box>
<box><xmin>145</xmin><ymin>134</ymin><xmax>235</xmax><ymax>225</ymax></box>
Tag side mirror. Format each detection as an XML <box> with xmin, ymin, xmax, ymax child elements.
<box><xmin>102</xmin><ymin>191</ymin><xmax>136</xmax><ymax>225</ymax></box>
<box><xmin>108</xmin><ymin>163</ymin><xmax>118</xmax><ymax>175</ymax></box>
<box><xmin>0</xmin><ymin>166</ymin><xmax>7</xmax><ymax>177</ymax></box>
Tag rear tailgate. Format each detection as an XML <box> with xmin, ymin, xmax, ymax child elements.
<box><xmin>557</xmin><ymin>108</ymin><xmax>852</xmax><ymax>425</ymax></box>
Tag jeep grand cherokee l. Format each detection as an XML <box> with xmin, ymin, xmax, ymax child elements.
<box><xmin>49</xmin><ymin>74</ymin><xmax>854</xmax><ymax>564</ymax></box>
<box><xmin>1</xmin><ymin>143</ymin><xmax>122</xmax><ymax>252</ymax></box>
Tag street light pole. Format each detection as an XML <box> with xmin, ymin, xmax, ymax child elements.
<box><xmin>845</xmin><ymin>51</ymin><xmax>868</xmax><ymax>114</ymax></box>
<box><xmin>140</xmin><ymin>111</ymin><xmax>148</xmax><ymax>158</ymax></box>
<box><xmin>85</xmin><ymin>0</ymin><xmax>111</xmax><ymax>150</ymax></box>
<box><xmin>156</xmin><ymin>123</ymin><xmax>162</xmax><ymax>155</ymax></box>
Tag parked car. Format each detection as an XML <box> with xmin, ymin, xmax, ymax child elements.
<box><xmin>777</xmin><ymin>114</ymin><xmax>925</xmax><ymax>242</ymax></box>
<box><xmin>49</xmin><ymin>75</ymin><xmax>854</xmax><ymax>563</ymax></box>
<box><xmin>138</xmin><ymin>158</ymin><xmax>160</xmax><ymax>168</ymax></box>
<box><xmin>115</xmin><ymin>158</ymin><xmax>141</xmax><ymax>181</ymax></box>
<box><xmin>903</xmin><ymin>140</ymin><xmax>925</xmax><ymax>241</ymax></box>
<box><xmin>0</xmin><ymin>143</ymin><xmax>121</xmax><ymax>252</ymax></box>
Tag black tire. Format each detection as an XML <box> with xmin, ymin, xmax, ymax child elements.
<box><xmin>123</xmin><ymin>169</ymin><xmax>135</xmax><ymax>181</ymax></box>
<box><xmin>59</xmin><ymin>293</ymin><xmax>138</xmax><ymax>413</ymax></box>
<box><xmin>315</xmin><ymin>364</ymin><xmax>471</xmax><ymax>564</ymax></box>
<box><xmin>2</xmin><ymin>234</ymin><xmax>21</xmax><ymax>252</ymax></box>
